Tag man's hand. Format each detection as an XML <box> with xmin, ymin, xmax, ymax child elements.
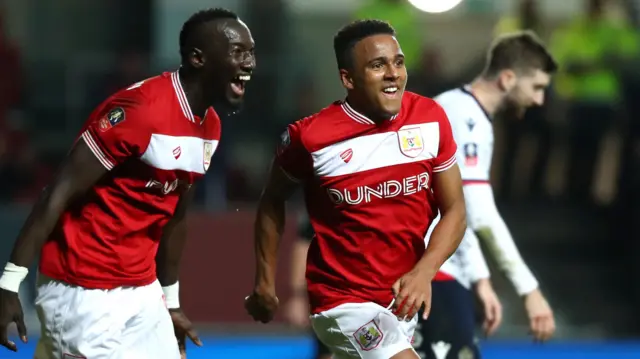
<box><xmin>473</xmin><ymin>279</ymin><xmax>502</xmax><ymax>337</ymax></box>
<box><xmin>524</xmin><ymin>289</ymin><xmax>555</xmax><ymax>342</ymax></box>
<box><xmin>0</xmin><ymin>289</ymin><xmax>27</xmax><ymax>352</ymax></box>
<box><xmin>169</xmin><ymin>309</ymin><xmax>202</xmax><ymax>359</ymax></box>
<box><xmin>284</xmin><ymin>295</ymin><xmax>309</xmax><ymax>328</ymax></box>
<box><xmin>392</xmin><ymin>269</ymin><xmax>432</xmax><ymax>321</ymax></box>
<box><xmin>245</xmin><ymin>286</ymin><xmax>279</xmax><ymax>324</ymax></box>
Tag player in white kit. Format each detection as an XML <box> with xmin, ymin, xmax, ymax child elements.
<box><xmin>413</xmin><ymin>31</ymin><xmax>558</xmax><ymax>359</ymax></box>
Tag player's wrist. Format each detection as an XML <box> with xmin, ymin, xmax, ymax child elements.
<box><xmin>473</xmin><ymin>278</ymin><xmax>491</xmax><ymax>288</ymax></box>
<box><xmin>512</xmin><ymin>271</ymin><xmax>539</xmax><ymax>296</ymax></box>
<box><xmin>522</xmin><ymin>287</ymin><xmax>542</xmax><ymax>299</ymax></box>
<box><xmin>254</xmin><ymin>272</ymin><xmax>277</xmax><ymax>294</ymax></box>
<box><xmin>162</xmin><ymin>281</ymin><xmax>180</xmax><ymax>309</ymax></box>
<box><xmin>414</xmin><ymin>255</ymin><xmax>442</xmax><ymax>280</ymax></box>
<box><xmin>290</xmin><ymin>286</ymin><xmax>307</xmax><ymax>298</ymax></box>
<box><xmin>0</xmin><ymin>263</ymin><xmax>29</xmax><ymax>293</ymax></box>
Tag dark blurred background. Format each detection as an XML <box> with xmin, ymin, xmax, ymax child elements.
<box><xmin>1</xmin><ymin>0</ymin><xmax>640</xmax><ymax>357</ymax></box>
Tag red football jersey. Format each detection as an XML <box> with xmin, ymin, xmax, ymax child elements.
<box><xmin>275</xmin><ymin>92</ymin><xmax>457</xmax><ymax>314</ymax></box>
<box><xmin>39</xmin><ymin>71</ymin><xmax>221</xmax><ymax>289</ymax></box>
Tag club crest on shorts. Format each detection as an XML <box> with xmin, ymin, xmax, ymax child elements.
<box><xmin>353</xmin><ymin>320</ymin><xmax>383</xmax><ymax>351</ymax></box>
<box><xmin>203</xmin><ymin>142</ymin><xmax>214</xmax><ymax>171</ymax></box>
<box><xmin>398</xmin><ymin>127</ymin><xmax>424</xmax><ymax>158</ymax></box>
<box><xmin>98</xmin><ymin>107</ymin><xmax>125</xmax><ymax>132</ymax></box>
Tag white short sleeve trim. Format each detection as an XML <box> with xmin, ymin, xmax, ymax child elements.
<box><xmin>81</xmin><ymin>130</ymin><xmax>115</xmax><ymax>170</ymax></box>
<box><xmin>433</xmin><ymin>154</ymin><xmax>456</xmax><ymax>172</ymax></box>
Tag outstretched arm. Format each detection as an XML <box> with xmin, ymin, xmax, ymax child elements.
<box><xmin>0</xmin><ymin>139</ymin><xmax>108</xmax><ymax>352</ymax></box>
<box><xmin>247</xmin><ymin>122</ymin><xmax>311</xmax><ymax>324</ymax></box>
<box><xmin>254</xmin><ymin>159</ymin><xmax>299</xmax><ymax>293</ymax></box>
<box><xmin>3</xmin><ymin>139</ymin><xmax>108</xmax><ymax>281</ymax></box>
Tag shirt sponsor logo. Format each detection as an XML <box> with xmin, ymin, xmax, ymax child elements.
<box><xmin>327</xmin><ymin>172</ymin><xmax>429</xmax><ymax>205</ymax></box>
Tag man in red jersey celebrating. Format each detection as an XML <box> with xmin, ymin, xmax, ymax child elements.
<box><xmin>0</xmin><ymin>8</ymin><xmax>255</xmax><ymax>359</ymax></box>
<box><xmin>246</xmin><ymin>20</ymin><xmax>466</xmax><ymax>359</ymax></box>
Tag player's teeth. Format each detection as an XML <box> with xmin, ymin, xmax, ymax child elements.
<box><xmin>237</xmin><ymin>75</ymin><xmax>251</xmax><ymax>81</ymax></box>
<box><xmin>383</xmin><ymin>87</ymin><xmax>397</xmax><ymax>93</ymax></box>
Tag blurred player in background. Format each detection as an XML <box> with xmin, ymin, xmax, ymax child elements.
<box><xmin>284</xmin><ymin>213</ymin><xmax>331</xmax><ymax>359</ymax></box>
<box><xmin>413</xmin><ymin>31</ymin><xmax>558</xmax><ymax>359</ymax></box>
<box><xmin>246</xmin><ymin>19</ymin><xmax>466</xmax><ymax>359</ymax></box>
<box><xmin>0</xmin><ymin>8</ymin><xmax>255</xmax><ymax>358</ymax></box>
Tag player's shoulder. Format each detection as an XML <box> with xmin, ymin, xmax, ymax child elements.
<box><xmin>107</xmin><ymin>72</ymin><xmax>176</xmax><ymax>110</ymax></box>
<box><xmin>434</xmin><ymin>87</ymin><xmax>477</xmax><ymax>112</ymax></box>
<box><xmin>92</xmin><ymin>73</ymin><xmax>174</xmax><ymax>128</ymax></box>
<box><xmin>402</xmin><ymin>90</ymin><xmax>437</xmax><ymax>106</ymax></box>
<box><xmin>286</xmin><ymin>101</ymin><xmax>352</xmax><ymax>152</ymax></box>
<box><xmin>400</xmin><ymin>91</ymin><xmax>447</xmax><ymax>123</ymax></box>
<box><xmin>294</xmin><ymin>101</ymin><xmax>345</xmax><ymax>127</ymax></box>
<box><xmin>434</xmin><ymin>87</ymin><xmax>484</xmax><ymax>123</ymax></box>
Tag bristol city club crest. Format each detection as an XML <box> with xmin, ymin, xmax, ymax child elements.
<box><xmin>397</xmin><ymin>127</ymin><xmax>424</xmax><ymax>158</ymax></box>
<box><xmin>203</xmin><ymin>142</ymin><xmax>214</xmax><ymax>171</ymax></box>
<box><xmin>353</xmin><ymin>320</ymin><xmax>383</xmax><ymax>351</ymax></box>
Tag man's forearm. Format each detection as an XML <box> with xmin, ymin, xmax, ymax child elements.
<box><xmin>464</xmin><ymin>182</ymin><xmax>538</xmax><ymax>295</ymax></box>
<box><xmin>10</xmin><ymin>186</ymin><xmax>69</xmax><ymax>267</ymax></box>
<box><xmin>417</xmin><ymin>204</ymin><xmax>466</xmax><ymax>279</ymax></box>
<box><xmin>254</xmin><ymin>197</ymin><xmax>286</xmax><ymax>290</ymax></box>
<box><xmin>156</xmin><ymin>219</ymin><xmax>187</xmax><ymax>287</ymax></box>
<box><xmin>156</xmin><ymin>185</ymin><xmax>196</xmax><ymax>287</ymax></box>
<box><xmin>290</xmin><ymin>240</ymin><xmax>310</xmax><ymax>295</ymax></box>
<box><xmin>475</xmin><ymin>222</ymin><xmax>538</xmax><ymax>296</ymax></box>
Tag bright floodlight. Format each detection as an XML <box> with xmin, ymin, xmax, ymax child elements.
<box><xmin>407</xmin><ymin>0</ymin><xmax>464</xmax><ymax>13</ymax></box>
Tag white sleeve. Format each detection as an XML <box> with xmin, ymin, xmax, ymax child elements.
<box><xmin>460</xmin><ymin>228</ymin><xmax>491</xmax><ymax>282</ymax></box>
<box><xmin>464</xmin><ymin>183</ymin><xmax>539</xmax><ymax>295</ymax></box>
<box><xmin>445</xmin><ymin>110</ymin><xmax>490</xmax><ymax>182</ymax></box>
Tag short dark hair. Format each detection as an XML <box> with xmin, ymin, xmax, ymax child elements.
<box><xmin>333</xmin><ymin>19</ymin><xmax>396</xmax><ymax>70</ymax></box>
<box><xmin>179</xmin><ymin>8</ymin><xmax>238</xmax><ymax>61</ymax></box>
<box><xmin>484</xmin><ymin>30</ymin><xmax>557</xmax><ymax>77</ymax></box>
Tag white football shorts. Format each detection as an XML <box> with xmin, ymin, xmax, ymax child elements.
<box><xmin>311</xmin><ymin>301</ymin><xmax>418</xmax><ymax>359</ymax></box>
<box><xmin>33</xmin><ymin>274</ymin><xmax>179</xmax><ymax>359</ymax></box>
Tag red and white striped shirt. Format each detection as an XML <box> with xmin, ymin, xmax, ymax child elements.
<box><xmin>276</xmin><ymin>91</ymin><xmax>458</xmax><ymax>314</ymax></box>
<box><xmin>40</xmin><ymin>71</ymin><xmax>221</xmax><ymax>289</ymax></box>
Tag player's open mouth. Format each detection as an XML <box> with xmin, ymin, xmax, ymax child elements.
<box><xmin>230</xmin><ymin>74</ymin><xmax>251</xmax><ymax>97</ymax></box>
<box><xmin>382</xmin><ymin>86</ymin><xmax>399</xmax><ymax>98</ymax></box>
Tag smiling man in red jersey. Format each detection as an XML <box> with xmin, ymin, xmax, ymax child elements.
<box><xmin>246</xmin><ymin>20</ymin><xmax>466</xmax><ymax>359</ymax></box>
